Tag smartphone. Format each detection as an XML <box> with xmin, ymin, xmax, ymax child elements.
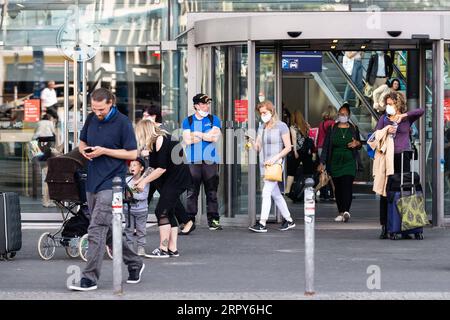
<box><xmin>84</xmin><ymin>147</ymin><xmax>94</xmax><ymax>154</ymax></box>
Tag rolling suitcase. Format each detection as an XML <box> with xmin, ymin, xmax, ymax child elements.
<box><xmin>0</xmin><ymin>192</ymin><xmax>22</xmax><ymax>260</ymax></box>
<box><xmin>386</xmin><ymin>151</ymin><xmax>424</xmax><ymax>240</ymax></box>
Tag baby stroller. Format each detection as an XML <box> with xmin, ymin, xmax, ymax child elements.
<box><xmin>37</xmin><ymin>148</ymin><xmax>113</xmax><ymax>261</ymax></box>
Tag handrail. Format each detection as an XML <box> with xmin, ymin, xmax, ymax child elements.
<box><xmin>325</xmin><ymin>52</ymin><xmax>380</xmax><ymax>121</ymax></box>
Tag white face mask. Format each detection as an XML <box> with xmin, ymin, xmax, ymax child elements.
<box><xmin>198</xmin><ymin>109</ymin><xmax>209</xmax><ymax>117</ymax></box>
<box><xmin>386</xmin><ymin>104</ymin><xmax>396</xmax><ymax>116</ymax></box>
<box><xmin>338</xmin><ymin>115</ymin><xmax>349</xmax><ymax>123</ymax></box>
<box><xmin>261</xmin><ymin>112</ymin><xmax>272</xmax><ymax>123</ymax></box>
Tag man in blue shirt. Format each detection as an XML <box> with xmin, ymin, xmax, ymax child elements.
<box><xmin>182</xmin><ymin>93</ymin><xmax>222</xmax><ymax>230</ymax></box>
<box><xmin>69</xmin><ymin>88</ymin><xmax>144</xmax><ymax>291</ymax></box>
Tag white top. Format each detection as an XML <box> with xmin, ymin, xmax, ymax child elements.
<box><xmin>40</xmin><ymin>88</ymin><xmax>58</xmax><ymax>107</ymax></box>
<box><xmin>376</xmin><ymin>54</ymin><xmax>386</xmax><ymax>77</ymax></box>
<box><xmin>32</xmin><ymin>119</ymin><xmax>56</xmax><ymax>139</ymax></box>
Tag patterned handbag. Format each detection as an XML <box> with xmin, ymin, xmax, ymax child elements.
<box><xmin>396</xmin><ymin>192</ymin><xmax>429</xmax><ymax>231</ymax></box>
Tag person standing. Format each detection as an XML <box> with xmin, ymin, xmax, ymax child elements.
<box><xmin>248</xmin><ymin>100</ymin><xmax>296</xmax><ymax>233</ymax></box>
<box><xmin>343</xmin><ymin>51</ymin><xmax>364</xmax><ymax>104</ymax></box>
<box><xmin>135</xmin><ymin>120</ymin><xmax>192</xmax><ymax>258</ymax></box>
<box><xmin>40</xmin><ymin>81</ymin><xmax>58</xmax><ymax>115</ymax></box>
<box><xmin>373</xmin><ymin>91</ymin><xmax>424</xmax><ymax>239</ymax></box>
<box><xmin>69</xmin><ymin>88</ymin><xmax>144</xmax><ymax>291</ymax></box>
<box><xmin>182</xmin><ymin>93</ymin><xmax>222</xmax><ymax>231</ymax></box>
<box><xmin>124</xmin><ymin>158</ymin><xmax>150</xmax><ymax>256</ymax></box>
<box><xmin>372</xmin><ymin>78</ymin><xmax>401</xmax><ymax>113</ymax></box>
<box><xmin>319</xmin><ymin>104</ymin><xmax>362</xmax><ymax>223</ymax></box>
<box><xmin>366</xmin><ymin>51</ymin><xmax>394</xmax><ymax>92</ymax></box>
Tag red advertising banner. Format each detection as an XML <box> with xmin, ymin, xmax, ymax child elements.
<box><xmin>24</xmin><ymin>99</ymin><xmax>41</xmax><ymax>123</ymax></box>
<box><xmin>234</xmin><ymin>99</ymin><xmax>248</xmax><ymax>123</ymax></box>
<box><xmin>445</xmin><ymin>97</ymin><xmax>450</xmax><ymax>122</ymax></box>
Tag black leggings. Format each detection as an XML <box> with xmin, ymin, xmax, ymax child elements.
<box><xmin>155</xmin><ymin>183</ymin><xmax>188</xmax><ymax>227</ymax></box>
<box><xmin>333</xmin><ymin>175</ymin><xmax>354</xmax><ymax>213</ymax></box>
<box><xmin>379</xmin><ymin>152</ymin><xmax>411</xmax><ymax>225</ymax></box>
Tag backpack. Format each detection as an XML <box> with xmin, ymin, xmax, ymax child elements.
<box><xmin>187</xmin><ymin>114</ymin><xmax>214</xmax><ymax>127</ymax></box>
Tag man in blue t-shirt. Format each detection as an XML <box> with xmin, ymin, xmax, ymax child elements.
<box><xmin>69</xmin><ymin>88</ymin><xmax>144</xmax><ymax>291</ymax></box>
<box><xmin>182</xmin><ymin>93</ymin><xmax>222</xmax><ymax>230</ymax></box>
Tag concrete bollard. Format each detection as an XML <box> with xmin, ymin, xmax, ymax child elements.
<box><xmin>112</xmin><ymin>176</ymin><xmax>123</xmax><ymax>295</ymax></box>
<box><xmin>304</xmin><ymin>178</ymin><xmax>315</xmax><ymax>296</ymax></box>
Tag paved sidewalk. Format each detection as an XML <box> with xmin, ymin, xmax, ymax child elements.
<box><xmin>1</xmin><ymin>223</ymin><xmax>449</xmax><ymax>300</ymax></box>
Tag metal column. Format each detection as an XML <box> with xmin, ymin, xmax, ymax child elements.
<box><xmin>248</xmin><ymin>40</ymin><xmax>257</xmax><ymax>227</ymax></box>
<box><xmin>82</xmin><ymin>60</ymin><xmax>88</xmax><ymax>124</ymax></box>
<box><xmin>63</xmin><ymin>60</ymin><xmax>70</xmax><ymax>154</ymax></box>
<box><xmin>73</xmin><ymin>57</ymin><xmax>79</xmax><ymax>146</ymax></box>
<box><xmin>432</xmin><ymin>40</ymin><xmax>445</xmax><ymax>227</ymax></box>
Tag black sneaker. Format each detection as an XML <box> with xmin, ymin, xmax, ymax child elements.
<box><xmin>145</xmin><ymin>248</ymin><xmax>169</xmax><ymax>259</ymax></box>
<box><xmin>249</xmin><ymin>222</ymin><xmax>267</xmax><ymax>233</ymax></box>
<box><xmin>168</xmin><ymin>249</ymin><xmax>179</xmax><ymax>257</ymax></box>
<box><xmin>208</xmin><ymin>219</ymin><xmax>223</xmax><ymax>230</ymax></box>
<box><xmin>68</xmin><ymin>277</ymin><xmax>97</xmax><ymax>291</ymax></box>
<box><xmin>280</xmin><ymin>219</ymin><xmax>296</xmax><ymax>231</ymax></box>
<box><xmin>127</xmin><ymin>263</ymin><xmax>145</xmax><ymax>284</ymax></box>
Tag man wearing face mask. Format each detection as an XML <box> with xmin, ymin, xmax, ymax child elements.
<box><xmin>366</xmin><ymin>51</ymin><xmax>394</xmax><ymax>92</ymax></box>
<box><xmin>182</xmin><ymin>94</ymin><xmax>223</xmax><ymax>231</ymax></box>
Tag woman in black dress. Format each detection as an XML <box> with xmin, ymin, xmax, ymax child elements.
<box><xmin>135</xmin><ymin>120</ymin><xmax>192</xmax><ymax>258</ymax></box>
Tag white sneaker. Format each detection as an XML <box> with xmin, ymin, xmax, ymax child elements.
<box><xmin>343</xmin><ymin>211</ymin><xmax>351</xmax><ymax>222</ymax></box>
<box><xmin>334</xmin><ymin>215</ymin><xmax>344</xmax><ymax>222</ymax></box>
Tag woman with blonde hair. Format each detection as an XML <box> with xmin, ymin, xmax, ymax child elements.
<box><xmin>135</xmin><ymin>120</ymin><xmax>192</xmax><ymax>257</ymax></box>
<box><xmin>285</xmin><ymin>111</ymin><xmax>314</xmax><ymax>194</ymax></box>
<box><xmin>248</xmin><ymin>100</ymin><xmax>296</xmax><ymax>232</ymax></box>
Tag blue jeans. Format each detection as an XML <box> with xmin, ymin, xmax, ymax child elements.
<box><xmin>344</xmin><ymin>60</ymin><xmax>363</xmax><ymax>102</ymax></box>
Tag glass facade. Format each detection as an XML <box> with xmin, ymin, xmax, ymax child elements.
<box><xmin>444</xmin><ymin>43</ymin><xmax>450</xmax><ymax>215</ymax></box>
<box><xmin>0</xmin><ymin>1</ymin><xmax>448</xmax><ymax>221</ymax></box>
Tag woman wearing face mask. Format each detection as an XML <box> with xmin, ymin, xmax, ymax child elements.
<box><xmin>374</xmin><ymin>91</ymin><xmax>424</xmax><ymax>239</ymax></box>
<box><xmin>372</xmin><ymin>78</ymin><xmax>401</xmax><ymax>113</ymax></box>
<box><xmin>318</xmin><ymin>103</ymin><xmax>362</xmax><ymax>222</ymax></box>
<box><xmin>248</xmin><ymin>100</ymin><xmax>296</xmax><ymax>233</ymax></box>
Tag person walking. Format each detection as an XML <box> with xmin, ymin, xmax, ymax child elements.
<box><xmin>366</xmin><ymin>51</ymin><xmax>394</xmax><ymax>92</ymax></box>
<box><xmin>124</xmin><ymin>158</ymin><xmax>150</xmax><ymax>256</ymax></box>
<box><xmin>373</xmin><ymin>91</ymin><xmax>424</xmax><ymax>239</ymax></box>
<box><xmin>135</xmin><ymin>120</ymin><xmax>192</xmax><ymax>258</ymax></box>
<box><xmin>182</xmin><ymin>93</ymin><xmax>222</xmax><ymax>231</ymax></box>
<box><xmin>69</xmin><ymin>88</ymin><xmax>144</xmax><ymax>291</ymax></box>
<box><xmin>248</xmin><ymin>100</ymin><xmax>296</xmax><ymax>233</ymax></box>
<box><xmin>317</xmin><ymin>105</ymin><xmax>337</xmax><ymax>201</ymax></box>
<box><xmin>319</xmin><ymin>104</ymin><xmax>362</xmax><ymax>223</ymax></box>
<box><xmin>285</xmin><ymin>111</ymin><xmax>313</xmax><ymax>194</ymax></box>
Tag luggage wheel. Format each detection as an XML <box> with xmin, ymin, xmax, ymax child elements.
<box><xmin>414</xmin><ymin>233</ymin><xmax>424</xmax><ymax>240</ymax></box>
<box><xmin>390</xmin><ymin>233</ymin><xmax>401</xmax><ymax>240</ymax></box>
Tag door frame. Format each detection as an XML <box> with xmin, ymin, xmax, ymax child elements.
<box><xmin>187</xmin><ymin>12</ymin><xmax>450</xmax><ymax>227</ymax></box>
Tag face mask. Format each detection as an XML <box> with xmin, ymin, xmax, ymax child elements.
<box><xmin>386</xmin><ymin>104</ymin><xmax>396</xmax><ymax>116</ymax></box>
<box><xmin>198</xmin><ymin>110</ymin><xmax>209</xmax><ymax>118</ymax></box>
<box><xmin>338</xmin><ymin>115</ymin><xmax>349</xmax><ymax>123</ymax></box>
<box><xmin>261</xmin><ymin>112</ymin><xmax>272</xmax><ymax>123</ymax></box>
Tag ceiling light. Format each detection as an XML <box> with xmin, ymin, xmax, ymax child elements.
<box><xmin>361</xmin><ymin>45</ymin><xmax>366</xmax><ymax>49</ymax></box>
<box><xmin>331</xmin><ymin>45</ymin><xmax>336</xmax><ymax>49</ymax></box>
<box><xmin>332</xmin><ymin>40</ymin><xmax>338</xmax><ymax>43</ymax></box>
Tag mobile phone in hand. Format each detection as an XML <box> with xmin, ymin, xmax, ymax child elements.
<box><xmin>84</xmin><ymin>147</ymin><xmax>94</xmax><ymax>154</ymax></box>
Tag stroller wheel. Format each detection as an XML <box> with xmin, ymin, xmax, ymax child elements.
<box><xmin>65</xmin><ymin>243</ymin><xmax>80</xmax><ymax>258</ymax></box>
<box><xmin>106</xmin><ymin>244</ymin><xmax>113</xmax><ymax>260</ymax></box>
<box><xmin>78</xmin><ymin>234</ymin><xmax>89</xmax><ymax>262</ymax></box>
<box><xmin>38</xmin><ymin>232</ymin><xmax>56</xmax><ymax>260</ymax></box>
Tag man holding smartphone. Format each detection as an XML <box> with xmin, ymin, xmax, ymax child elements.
<box><xmin>69</xmin><ymin>88</ymin><xmax>144</xmax><ymax>291</ymax></box>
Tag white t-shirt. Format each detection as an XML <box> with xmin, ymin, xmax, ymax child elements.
<box><xmin>40</xmin><ymin>88</ymin><xmax>58</xmax><ymax>107</ymax></box>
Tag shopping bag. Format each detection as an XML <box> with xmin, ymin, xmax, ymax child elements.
<box><xmin>396</xmin><ymin>194</ymin><xmax>429</xmax><ymax>231</ymax></box>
